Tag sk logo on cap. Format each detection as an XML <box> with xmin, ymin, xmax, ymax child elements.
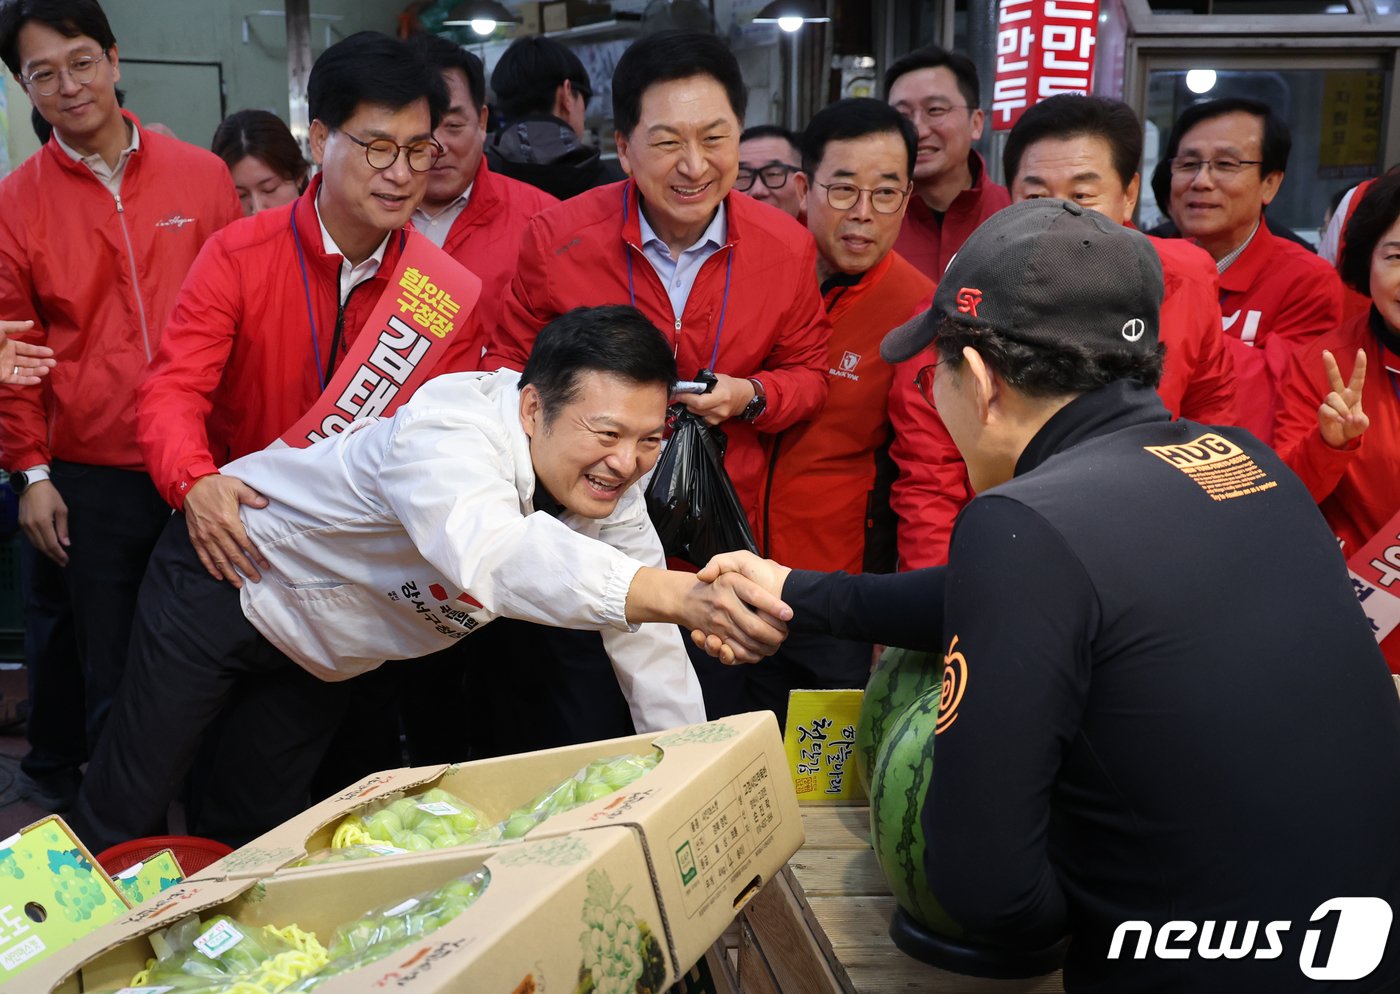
<box><xmin>956</xmin><ymin>288</ymin><xmax>983</xmax><ymax>317</ymax></box>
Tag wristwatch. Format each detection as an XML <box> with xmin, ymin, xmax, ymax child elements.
<box><xmin>739</xmin><ymin>377</ymin><xmax>767</xmax><ymax>422</ymax></box>
<box><xmin>9</xmin><ymin>465</ymin><xmax>51</xmax><ymax>495</ymax></box>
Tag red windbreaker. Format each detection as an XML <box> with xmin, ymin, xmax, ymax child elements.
<box><xmin>1217</xmin><ymin>219</ymin><xmax>1343</xmax><ymax>445</ymax></box>
<box><xmin>892</xmin><ymin>151</ymin><xmax>1010</xmax><ymax>283</ymax></box>
<box><xmin>440</xmin><ymin>159</ymin><xmax>557</xmax><ymax>360</ymax></box>
<box><xmin>0</xmin><ymin>112</ymin><xmax>241</xmax><ymax>471</ymax></box>
<box><xmin>757</xmin><ymin>252</ymin><xmax>934</xmax><ymax>573</ymax></box>
<box><xmin>138</xmin><ymin>175</ymin><xmax>483</xmax><ymax>509</ymax></box>
<box><xmin>894</xmin><ymin>232</ymin><xmax>1246</xmax><ymax>569</ymax></box>
<box><xmin>1275</xmin><ymin>311</ymin><xmax>1400</xmax><ymax>671</ymax></box>
<box><xmin>484</xmin><ymin>180</ymin><xmax>830</xmax><ymax>517</ymax></box>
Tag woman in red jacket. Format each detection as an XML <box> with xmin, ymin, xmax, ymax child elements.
<box><xmin>1275</xmin><ymin>170</ymin><xmax>1400</xmax><ymax>671</ymax></box>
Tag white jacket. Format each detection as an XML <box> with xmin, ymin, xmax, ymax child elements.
<box><xmin>224</xmin><ymin>369</ymin><xmax>705</xmax><ymax>732</ymax></box>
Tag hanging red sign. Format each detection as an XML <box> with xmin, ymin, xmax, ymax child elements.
<box><xmin>991</xmin><ymin>0</ymin><xmax>1102</xmax><ymax>132</ymax></box>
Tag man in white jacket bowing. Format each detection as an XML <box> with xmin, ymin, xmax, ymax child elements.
<box><xmin>71</xmin><ymin>305</ymin><xmax>786</xmax><ymax>850</ymax></box>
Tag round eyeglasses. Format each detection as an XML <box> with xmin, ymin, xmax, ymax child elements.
<box><xmin>817</xmin><ymin>181</ymin><xmax>911</xmax><ymax>214</ymax></box>
<box><xmin>21</xmin><ymin>53</ymin><xmax>106</xmax><ymax>96</ymax></box>
<box><xmin>338</xmin><ymin>131</ymin><xmax>444</xmax><ymax>173</ymax></box>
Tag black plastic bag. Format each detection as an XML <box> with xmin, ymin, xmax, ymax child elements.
<box><xmin>645</xmin><ymin>406</ymin><xmax>758</xmax><ymax>568</ymax></box>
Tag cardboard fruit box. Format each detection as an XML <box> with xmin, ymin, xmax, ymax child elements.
<box><xmin>200</xmin><ymin>712</ymin><xmax>804</xmax><ymax>975</ymax></box>
<box><xmin>8</xmin><ymin>826</ymin><xmax>673</xmax><ymax>994</ymax></box>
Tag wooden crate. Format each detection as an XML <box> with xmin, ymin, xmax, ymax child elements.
<box><xmin>735</xmin><ymin>806</ymin><xmax>1065</xmax><ymax>994</ymax></box>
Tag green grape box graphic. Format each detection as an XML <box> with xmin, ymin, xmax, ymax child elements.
<box><xmin>573</xmin><ymin>869</ymin><xmax>666</xmax><ymax>994</ymax></box>
<box><xmin>0</xmin><ymin>816</ymin><xmax>130</xmax><ymax>980</ymax></box>
<box><xmin>112</xmin><ymin>848</ymin><xmax>185</xmax><ymax>908</ymax></box>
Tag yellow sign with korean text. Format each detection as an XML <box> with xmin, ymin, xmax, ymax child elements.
<box><xmin>783</xmin><ymin>690</ymin><xmax>866</xmax><ymax>804</ymax></box>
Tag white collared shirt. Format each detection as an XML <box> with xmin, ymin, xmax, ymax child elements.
<box><xmin>315</xmin><ymin>192</ymin><xmax>392</xmax><ymax>303</ymax></box>
<box><xmin>411</xmin><ymin>184</ymin><xmax>473</xmax><ymax>249</ymax></box>
<box><xmin>638</xmin><ymin>203</ymin><xmax>727</xmax><ymax>321</ymax></box>
<box><xmin>55</xmin><ymin>118</ymin><xmax>139</xmax><ymax>195</ymax></box>
<box><xmin>1215</xmin><ymin>219</ymin><xmax>1262</xmax><ymax>275</ymax></box>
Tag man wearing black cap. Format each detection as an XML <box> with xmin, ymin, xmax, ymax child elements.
<box><xmin>697</xmin><ymin>199</ymin><xmax>1400</xmax><ymax>992</ymax></box>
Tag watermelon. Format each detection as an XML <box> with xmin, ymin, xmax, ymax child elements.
<box><xmin>868</xmin><ymin>683</ymin><xmax>966</xmax><ymax>938</ymax></box>
<box><xmin>855</xmin><ymin>647</ymin><xmax>942</xmax><ymax>795</ymax></box>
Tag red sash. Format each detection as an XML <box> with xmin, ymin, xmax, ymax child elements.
<box><xmin>280</xmin><ymin>231</ymin><xmax>481</xmax><ymax>448</ymax></box>
<box><xmin>1347</xmin><ymin>507</ymin><xmax>1400</xmax><ymax>643</ymax></box>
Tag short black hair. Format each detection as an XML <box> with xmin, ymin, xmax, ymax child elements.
<box><xmin>883</xmin><ymin>45</ymin><xmax>980</xmax><ymax>108</ymax></box>
<box><xmin>1004</xmin><ymin>94</ymin><xmax>1143</xmax><ymax>190</ymax></box>
<box><xmin>933</xmin><ymin>317</ymin><xmax>1165</xmax><ymax>397</ymax></box>
<box><xmin>490</xmin><ymin>36</ymin><xmax>591</xmax><ymax>120</ymax></box>
<box><xmin>741</xmin><ymin>124</ymin><xmax>800</xmax><ymax>157</ymax></box>
<box><xmin>0</xmin><ymin>0</ymin><xmax>115</xmax><ymax>75</ymax></box>
<box><xmin>520</xmin><ymin>305</ymin><xmax>678</xmax><ymax>422</ymax></box>
<box><xmin>307</xmin><ymin>31</ymin><xmax>448</xmax><ymax>133</ymax></box>
<box><xmin>407</xmin><ymin>32</ymin><xmax>486</xmax><ymax>110</ymax></box>
<box><xmin>1338</xmin><ymin>169</ymin><xmax>1400</xmax><ymax>296</ymax></box>
<box><xmin>612</xmin><ymin>30</ymin><xmax>746</xmax><ymax>139</ymax></box>
<box><xmin>800</xmin><ymin>98</ymin><xmax>917</xmax><ymax>179</ymax></box>
<box><xmin>1164</xmin><ymin>97</ymin><xmax>1291</xmax><ymax>178</ymax></box>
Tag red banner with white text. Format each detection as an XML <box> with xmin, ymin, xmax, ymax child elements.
<box><xmin>992</xmin><ymin>0</ymin><xmax>1102</xmax><ymax>132</ymax></box>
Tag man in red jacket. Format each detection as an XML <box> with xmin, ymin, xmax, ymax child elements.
<box><xmin>886</xmin><ymin>46</ymin><xmax>1010</xmax><ymax>283</ymax></box>
<box><xmin>894</xmin><ymin>94</ymin><xmax>1242</xmax><ymax>569</ymax></box>
<box><xmin>1165</xmin><ymin>97</ymin><xmax>1343</xmax><ymax>445</ymax></box>
<box><xmin>407</xmin><ymin>34</ymin><xmax>558</xmax><ymax>352</ymax></box>
<box><xmin>0</xmin><ymin>0</ymin><xmax>241</xmax><ymax>808</ymax></box>
<box><xmin>485</xmin><ymin>29</ymin><xmax>829</xmax><ymax>525</ymax></box>
<box><xmin>743</xmin><ymin>99</ymin><xmax>934</xmax><ymax>722</ymax></box>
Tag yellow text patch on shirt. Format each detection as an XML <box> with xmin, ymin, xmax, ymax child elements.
<box><xmin>1144</xmin><ymin>432</ymin><xmax>1278</xmax><ymax>502</ymax></box>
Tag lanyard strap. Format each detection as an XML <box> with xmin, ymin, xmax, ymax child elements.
<box><xmin>623</xmin><ymin>184</ymin><xmax>731</xmax><ymax>371</ymax></box>
<box><xmin>290</xmin><ymin>209</ymin><xmax>327</xmax><ymax>391</ymax></box>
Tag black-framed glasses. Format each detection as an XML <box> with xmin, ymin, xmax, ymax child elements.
<box><xmin>818</xmin><ymin>181</ymin><xmax>911</xmax><ymax>214</ymax></box>
<box><xmin>735</xmin><ymin>163</ymin><xmax>800</xmax><ymax>192</ymax></box>
<box><xmin>1168</xmin><ymin>156</ymin><xmax>1264</xmax><ymax>177</ymax></box>
<box><xmin>338</xmin><ymin>131</ymin><xmax>444</xmax><ymax>172</ymax></box>
<box><xmin>914</xmin><ymin>357</ymin><xmax>950</xmax><ymax>408</ymax></box>
<box><xmin>21</xmin><ymin>53</ymin><xmax>106</xmax><ymax>96</ymax></box>
<box><xmin>569</xmin><ymin>78</ymin><xmax>593</xmax><ymax>103</ymax></box>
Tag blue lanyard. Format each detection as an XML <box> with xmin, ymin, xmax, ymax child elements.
<box><xmin>623</xmin><ymin>184</ymin><xmax>732</xmax><ymax>372</ymax></box>
<box><xmin>289</xmin><ymin>209</ymin><xmax>328</xmax><ymax>391</ymax></box>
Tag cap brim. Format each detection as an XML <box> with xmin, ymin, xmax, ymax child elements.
<box><xmin>881</xmin><ymin>310</ymin><xmax>934</xmax><ymax>364</ymax></box>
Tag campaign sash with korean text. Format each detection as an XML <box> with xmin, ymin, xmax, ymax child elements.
<box><xmin>280</xmin><ymin>231</ymin><xmax>481</xmax><ymax>448</ymax></box>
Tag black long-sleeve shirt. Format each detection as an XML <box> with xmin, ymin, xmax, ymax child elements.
<box><xmin>784</xmin><ymin>381</ymin><xmax>1400</xmax><ymax>993</ymax></box>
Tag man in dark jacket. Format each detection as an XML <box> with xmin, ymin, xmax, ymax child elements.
<box><xmin>698</xmin><ymin>199</ymin><xmax>1400</xmax><ymax>993</ymax></box>
<box><xmin>486</xmin><ymin>35</ymin><xmax>625</xmax><ymax>200</ymax></box>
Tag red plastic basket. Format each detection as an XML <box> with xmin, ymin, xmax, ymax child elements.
<box><xmin>96</xmin><ymin>835</ymin><xmax>234</xmax><ymax>877</ymax></box>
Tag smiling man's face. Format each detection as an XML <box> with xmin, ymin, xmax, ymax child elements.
<box><xmin>805</xmin><ymin>132</ymin><xmax>911</xmax><ymax>280</ymax></box>
<box><xmin>615</xmin><ymin>73</ymin><xmax>740</xmax><ymax>251</ymax></box>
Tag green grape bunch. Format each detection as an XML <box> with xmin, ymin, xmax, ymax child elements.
<box><xmin>576</xmin><ymin>870</ymin><xmax>663</xmax><ymax>994</ymax></box>
<box><xmin>46</xmin><ymin>848</ymin><xmax>107</xmax><ymax>923</ymax></box>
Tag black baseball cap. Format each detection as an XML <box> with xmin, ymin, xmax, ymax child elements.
<box><xmin>881</xmin><ymin>198</ymin><xmax>1164</xmax><ymax>363</ymax></box>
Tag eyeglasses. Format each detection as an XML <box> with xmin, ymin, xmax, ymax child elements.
<box><xmin>818</xmin><ymin>181</ymin><xmax>911</xmax><ymax>214</ymax></box>
<box><xmin>902</xmin><ymin>103</ymin><xmax>969</xmax><ymax>124</ymax></box>
<box><xmin>338</xmin><ymin>131</ymin><xmax>443</xmax><ymax>172</ymax></box>
<box><xmin>914</xmin><ymin>357</ymin><xmax>950</xmax><ymax>408</ymax></box>
<box><xmin>735</xmin><ymin>163</ymin><xmax>800</xmax><ymax>192</ymax></box>
<box><xmin>21</xmin><ymin>53</ymin><xmax>106</xmax><ymax>96</ymax></box>
<box><xmin>1168</xmin><ymin>156</ymin><xmax>1264</xmax><ymax>177</ymax></box>
<box><xmin>570</xmin><ymin>78</ymin><xmax>593</xmax><ymax>103</ymax></box>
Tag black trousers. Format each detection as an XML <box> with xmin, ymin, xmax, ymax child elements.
<box><xmin>18</xmin><ymin>533</ymin><xmax>84</xmax><ymax>779</ymax></box>
<box><xmin>49</xmin><ymin>459</ymin><xmax>172</xmax><ymax>748</ymax></box>
<box><xmin>69</xmin><ymin>515</ymin><xmax>351</xmax><ymax>852</ymax></box>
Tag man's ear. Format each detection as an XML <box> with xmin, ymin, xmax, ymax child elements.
<box><xmin>519</xmin><ymin>383</ymin><xmax>542</xmax><ymax>440</ymax></box>
<box><xmin>615</xmin><ymin>129</ymin><xmax>633</xmax><ymax>177</ymax></box>
<box><xmin>1260</xmin><ymin>169</ymin><xmax>1284</xmax><ymax>207</ymax></box>
<box><xmin>309</xmin><ymin>119</ymin><xmax>330</xmax><ymax>167</ymax></box>
<box><xmin>553</xmin><ymin>80</ymin><xmax>573</xmax><ymax>120</ymax></box>
<box><xmin>964</xmin><ymin>346</ymin><xmax>998</xmax><ymax>425</ymax></box>
<box><xmin>478</xmin><ymin>103</ymin><xmax>490</xmax><ymax>133</ymax></box>
<box><xmin>792</xmin><ymin>169</ymin><xmax>809</xmax><ymax>204</ymax></box>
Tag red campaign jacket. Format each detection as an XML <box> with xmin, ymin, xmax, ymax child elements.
<box><xmin>757</xmin><ymin>251</ymin><xmax>935</xmax><ymax>573</ymax></box>
<box><xmin>484</xmin><ymin>180</ymin><xmax>831</xmax><ymax>516</ymax></box>
<box><xmin>0</xmin><ymin>112</ymin><xmax>241</xmax><ymax>472</ymax></box>
<box><xmin>1217</xmin><ymin>219</ymin><xmax>1343</xmax><ymax>446</ymax></box>
<box><xmin>1148</xmin><ymin>234</ymin><xmax>1238</xmax><ymax>425</ymax></box>
<box><xmin>440</xmin><ymin>159</ymin><xmax>558</xmax><ymax>362</ymax></box>
<box><xmin>1275</xmin><ymin>312</ymin><xmax>1400</xmax><ymax>671</ymax></box>
<box><xmin>892</xmin><ymin>233</ymin><xmax>1247</xmax><ymax>569</ymax></box>
<box><xmin>892</xmin><ymin>151</ymin><xmax>1011</xmax><ymax>283</ymax></box>
<box><xmin>138</xmin><ymin>175</ymin><xmax>484</xmax><ymax>509</ymax></box>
